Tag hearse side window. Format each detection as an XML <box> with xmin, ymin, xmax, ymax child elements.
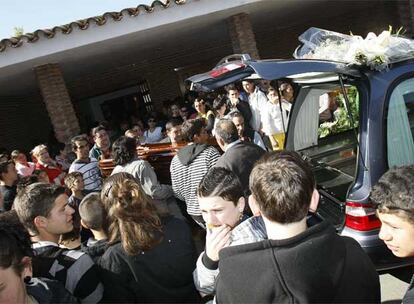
<box><xmin>387</xmin><ymin>79</ymin><xmax>414</xmax><ymax>167</ymax></box>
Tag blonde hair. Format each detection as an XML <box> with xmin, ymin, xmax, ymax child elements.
<box><xmin>31</xmin><ymin>144</ymin><xmax>47</xmax><ymax>157</ymax></box>
<box><xmin>101</xmin><ymin>172</ymin><xmax>162</xmax><ymax>255</ymax></box>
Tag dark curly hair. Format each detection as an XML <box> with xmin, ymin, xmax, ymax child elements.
<box><xmin>112</xmin><ymin>136</ymin><xmax>137</xmax><ymax>166</ymax></box>
<box><xmin>371</xmin><ymin>165</ymin><xmax>414</xmax><ymax>223</ymax></box>
<box><xmin>0</xmin><ymin>211</ymin><xmax>33</xmax><ymax>275</ymax></box>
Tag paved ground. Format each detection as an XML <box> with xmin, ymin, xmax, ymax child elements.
<box><xmin>381</xmin><ymin>272</ymin><xmax>409</xmax><ymax>303</ymax></box>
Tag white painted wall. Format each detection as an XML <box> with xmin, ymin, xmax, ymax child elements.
<box><xmin>0</xmin><ymin>0</ymin><xmax>263</xmax><ymax>69</ymax></box>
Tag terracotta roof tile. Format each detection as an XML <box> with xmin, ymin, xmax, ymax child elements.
<box><xmin>0</xmin><ymin>0</ymin><xmax>187</xmax><ymax>53</ymax></box>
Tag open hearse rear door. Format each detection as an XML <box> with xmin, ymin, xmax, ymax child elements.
<box><xmin>187</xmin><ymin>54</ymin><xmax>364</xmax><ymax>232</ymax></box>
<box><xmin>186</xmin><ymin>54</ymin><xmax>361</xmax><ymax>92</ymax></box>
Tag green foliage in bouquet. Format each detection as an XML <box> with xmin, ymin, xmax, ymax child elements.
<box><xmin>318</xmin><ymin>87</ymin><xmax>359</xmax><ymax>138</ymax></box>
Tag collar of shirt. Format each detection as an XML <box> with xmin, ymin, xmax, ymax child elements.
<box><xmin>225</xmin><ymin>139</ymin><xmax>242</xmax><ymax>151</ymax></box>
<box><xmin>32</xmin><ymin>241</ymin><xmax>59</xmax><ymax>249</ymax></box>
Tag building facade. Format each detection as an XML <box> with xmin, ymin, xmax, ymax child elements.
<box><xmin>0</xmin><ymin>0</ymin><xmax>409</xmax><ymax>151</ymax></box>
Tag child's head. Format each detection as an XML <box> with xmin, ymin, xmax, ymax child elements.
<box><xmin>249</xmin><ymin>150</ymin><xmax>318</xmax><ymax>223</ymax></box>
<box><xmin>33</xmin><ymin>170</ymin><xmax>49</xmax><ymax>183</ymax></box>
<box><xmin>79</xmin><ymin>192</ymin><xmax>107</xmax><ymax>234</ymax></box>
<box><xmin>11</xmin><ymin>150</ymin><xmax>27</xmax><ymax>164</ymax></box>
<box><xmin>16</xmin><ymin>175</ymin><xmax>39</xmax><ymax>193</ymax></box>
<box><xmin>197</xmin><ymin>167</ymin><xmax>245</xmax><ymax>229</ymax></box>
<box><xmin>64</xmin><ymin>172</ymin><xmax>84</xmax><ymax>193</ymax></box>
<box><xmin>371</xmin><ymin>165</ymin><xmax>414</xmax><ymax>258</ymax></box>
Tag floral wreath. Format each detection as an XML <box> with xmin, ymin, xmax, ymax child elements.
<box><xmin>294</xmin><ymin>27</ymin><xmax>414</xmax><ymax>71</ymax></box>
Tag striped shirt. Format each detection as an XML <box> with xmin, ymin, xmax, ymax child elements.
<box><xmin>170</xmin><ymin>145</ymin><xmax>220</xmax><ymax>216</ymax></box>
<box><xmin>69</xmin><ymin>158</ymin><xmax>102</xmax><ymax>192</ymax></box>
<box><xmin>32</xmin><ymin>241</ymin><xmax>104</xmax><ymax>303</ymax></box>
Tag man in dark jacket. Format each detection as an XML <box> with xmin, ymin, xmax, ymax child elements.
<box><xmin>214</xmin><ymin>119</ymin><xmax>265</xmax><ymax>196</ymax></box>
<box><xmin>215</xmin><ymin>151</ymin><xmax>380</xmax><ymax>303</ymax></box>
<box><xmin>225</xmin><ymin>84</ymin><xmax>253</xmax><ymax>128</ymax></box>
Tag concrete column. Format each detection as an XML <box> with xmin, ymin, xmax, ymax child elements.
<box><xmin>397</xmin><ymin>0</ymin><xmax>414</xmax><ymax>38</ymax></box>
<box><xmin>227</xmin><ymin>13</ymin><xmax>260</xmax><ymax>59</ymax></box>
<box><xmin>34</xmin><ymin>63</ymin><xmax>80</xmax><ymax>144</ymax></box>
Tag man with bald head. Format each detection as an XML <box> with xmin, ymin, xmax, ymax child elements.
<box><xmin>214</xmin><ymin>119</ymin><xmax>265</xmax><ymax>196</ymax></box>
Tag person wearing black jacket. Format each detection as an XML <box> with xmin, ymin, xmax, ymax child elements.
<box><xmin>214</xmin><ymin>119</ymin><xmax>265</xmax><ymax>196</ymax></box>
<box><xmin>224</xmin><ymin>84</ymin><xmax>252</xmax><ymax>129</ymax></box>
<box><xmin>99</xmin><ymin>172</ymin><xmax>200</xmax><ymax>303</ymax></box>
<box><xmin>216</xmin><ymin>151</ymin><xmax>380</xmax><ymax>303</ymax></box>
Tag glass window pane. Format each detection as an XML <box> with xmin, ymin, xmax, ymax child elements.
<box><xmin>387</xmin><ymin>79</ymin><xmax>414</xmax><ymax>167</ymax></box>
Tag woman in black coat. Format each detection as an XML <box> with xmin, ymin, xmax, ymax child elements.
<box><xmin>99</xmin><ymin>172</ymin><xmax>200</xmax><ymax>303</ymax></box>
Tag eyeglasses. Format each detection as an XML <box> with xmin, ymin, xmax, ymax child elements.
<box><xmin>148</xmin><ymin>120</ymin><xmax>156</xmax><ymax>123</ymax></box>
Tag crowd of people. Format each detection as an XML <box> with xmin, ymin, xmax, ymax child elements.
<box><xmin>0</xmin><ymin>79</ymin><xmax>413</xmax><ymax>303</ymax></box>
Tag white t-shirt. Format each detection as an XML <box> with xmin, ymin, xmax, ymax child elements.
<box><xmin>15</xmin><ymin>162</ymin><xmax>35</xmax><ymax>177</ymax></box>
<box><xmin>144</xmin><ymin>126</ymin><xmax>163</xmax><ymax>143</ymax></box>
<box><xmin>248</xmin><ymin>87</ymin><xmax>268</xmax><ymax>132</ymax></box>
<box><xmin>262</xmin><ymin>101</ymin><xmax>288</xmax><ymax>136</ymax></box>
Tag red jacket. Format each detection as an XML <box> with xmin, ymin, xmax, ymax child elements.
<box><xmin>35</xmin><ymin>162</ymin><xmax>64</xmax><ymax>185</ymax></box>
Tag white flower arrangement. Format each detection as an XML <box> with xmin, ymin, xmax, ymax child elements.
<box><xmin>294</xmin><ymin>27</ymin><xmax>414</xmax><ymax>71</ymax></box>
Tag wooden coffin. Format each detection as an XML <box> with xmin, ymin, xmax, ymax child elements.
<box><xmin>99</xmin><ymin>138</ymin><xmax>219</xmax><ymax>185</ymax></box>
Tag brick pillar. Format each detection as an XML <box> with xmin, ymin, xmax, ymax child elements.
<box><xmin>34</xmin><ymin>64</ymin><xmax>80</xmax><ymax>144</ymax></box>
<box><xmin>397</xmin><ymin>0</ymin><xmax>414</xmax><ymax>38</ymax></box>
<box><xmin>227</xmin><ymin>13</ymin><xmax>260</xmax><ymax>59</ymax></box>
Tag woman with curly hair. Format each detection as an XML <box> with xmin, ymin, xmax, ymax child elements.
<box><xmin>99</xmin><ymin>172</ymin><xmax>200</xmax><ymax>303</ymax></box>
<box><xmin>111</xmin><ymin>136</ymin><xmax>182</xmax><ymax>218</ymax></box>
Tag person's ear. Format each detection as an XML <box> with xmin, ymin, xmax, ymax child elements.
<box><xmin>80</xmin><ymin>219</ymin><xmax>89</xmax><ymax>230</ymax></box>
<box><xmin>34</xmin><ymin>216</ymin><xmax>48</xmax><ymax>230</ymax></box>
<box><xmin>236</xmin><ymin>197</ymin><xmax>246</xmax><ymax>213</ymax></box>
<box><xmin>20</xmin><ymin>256</ymin><xmax>33</xmax><ymax>278</ymax></box>
<box><xmin>309</xmin><ymin>189</ymin><xmax>320</xmax><ymax>213</ymax></box>
<box><xmin>193</xmin><ymin>133</ymin><xmax>200</xmax><ymax>143</ymax></box>
<box><xmin>248</xmin><ymin>195</ymin><xmax>261</xmax><ymax>216</ymax></box>
<box><xmin>215</xmin><ymin>135</ymin><xmax>225</xmax><ymax>149</ymax></box>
